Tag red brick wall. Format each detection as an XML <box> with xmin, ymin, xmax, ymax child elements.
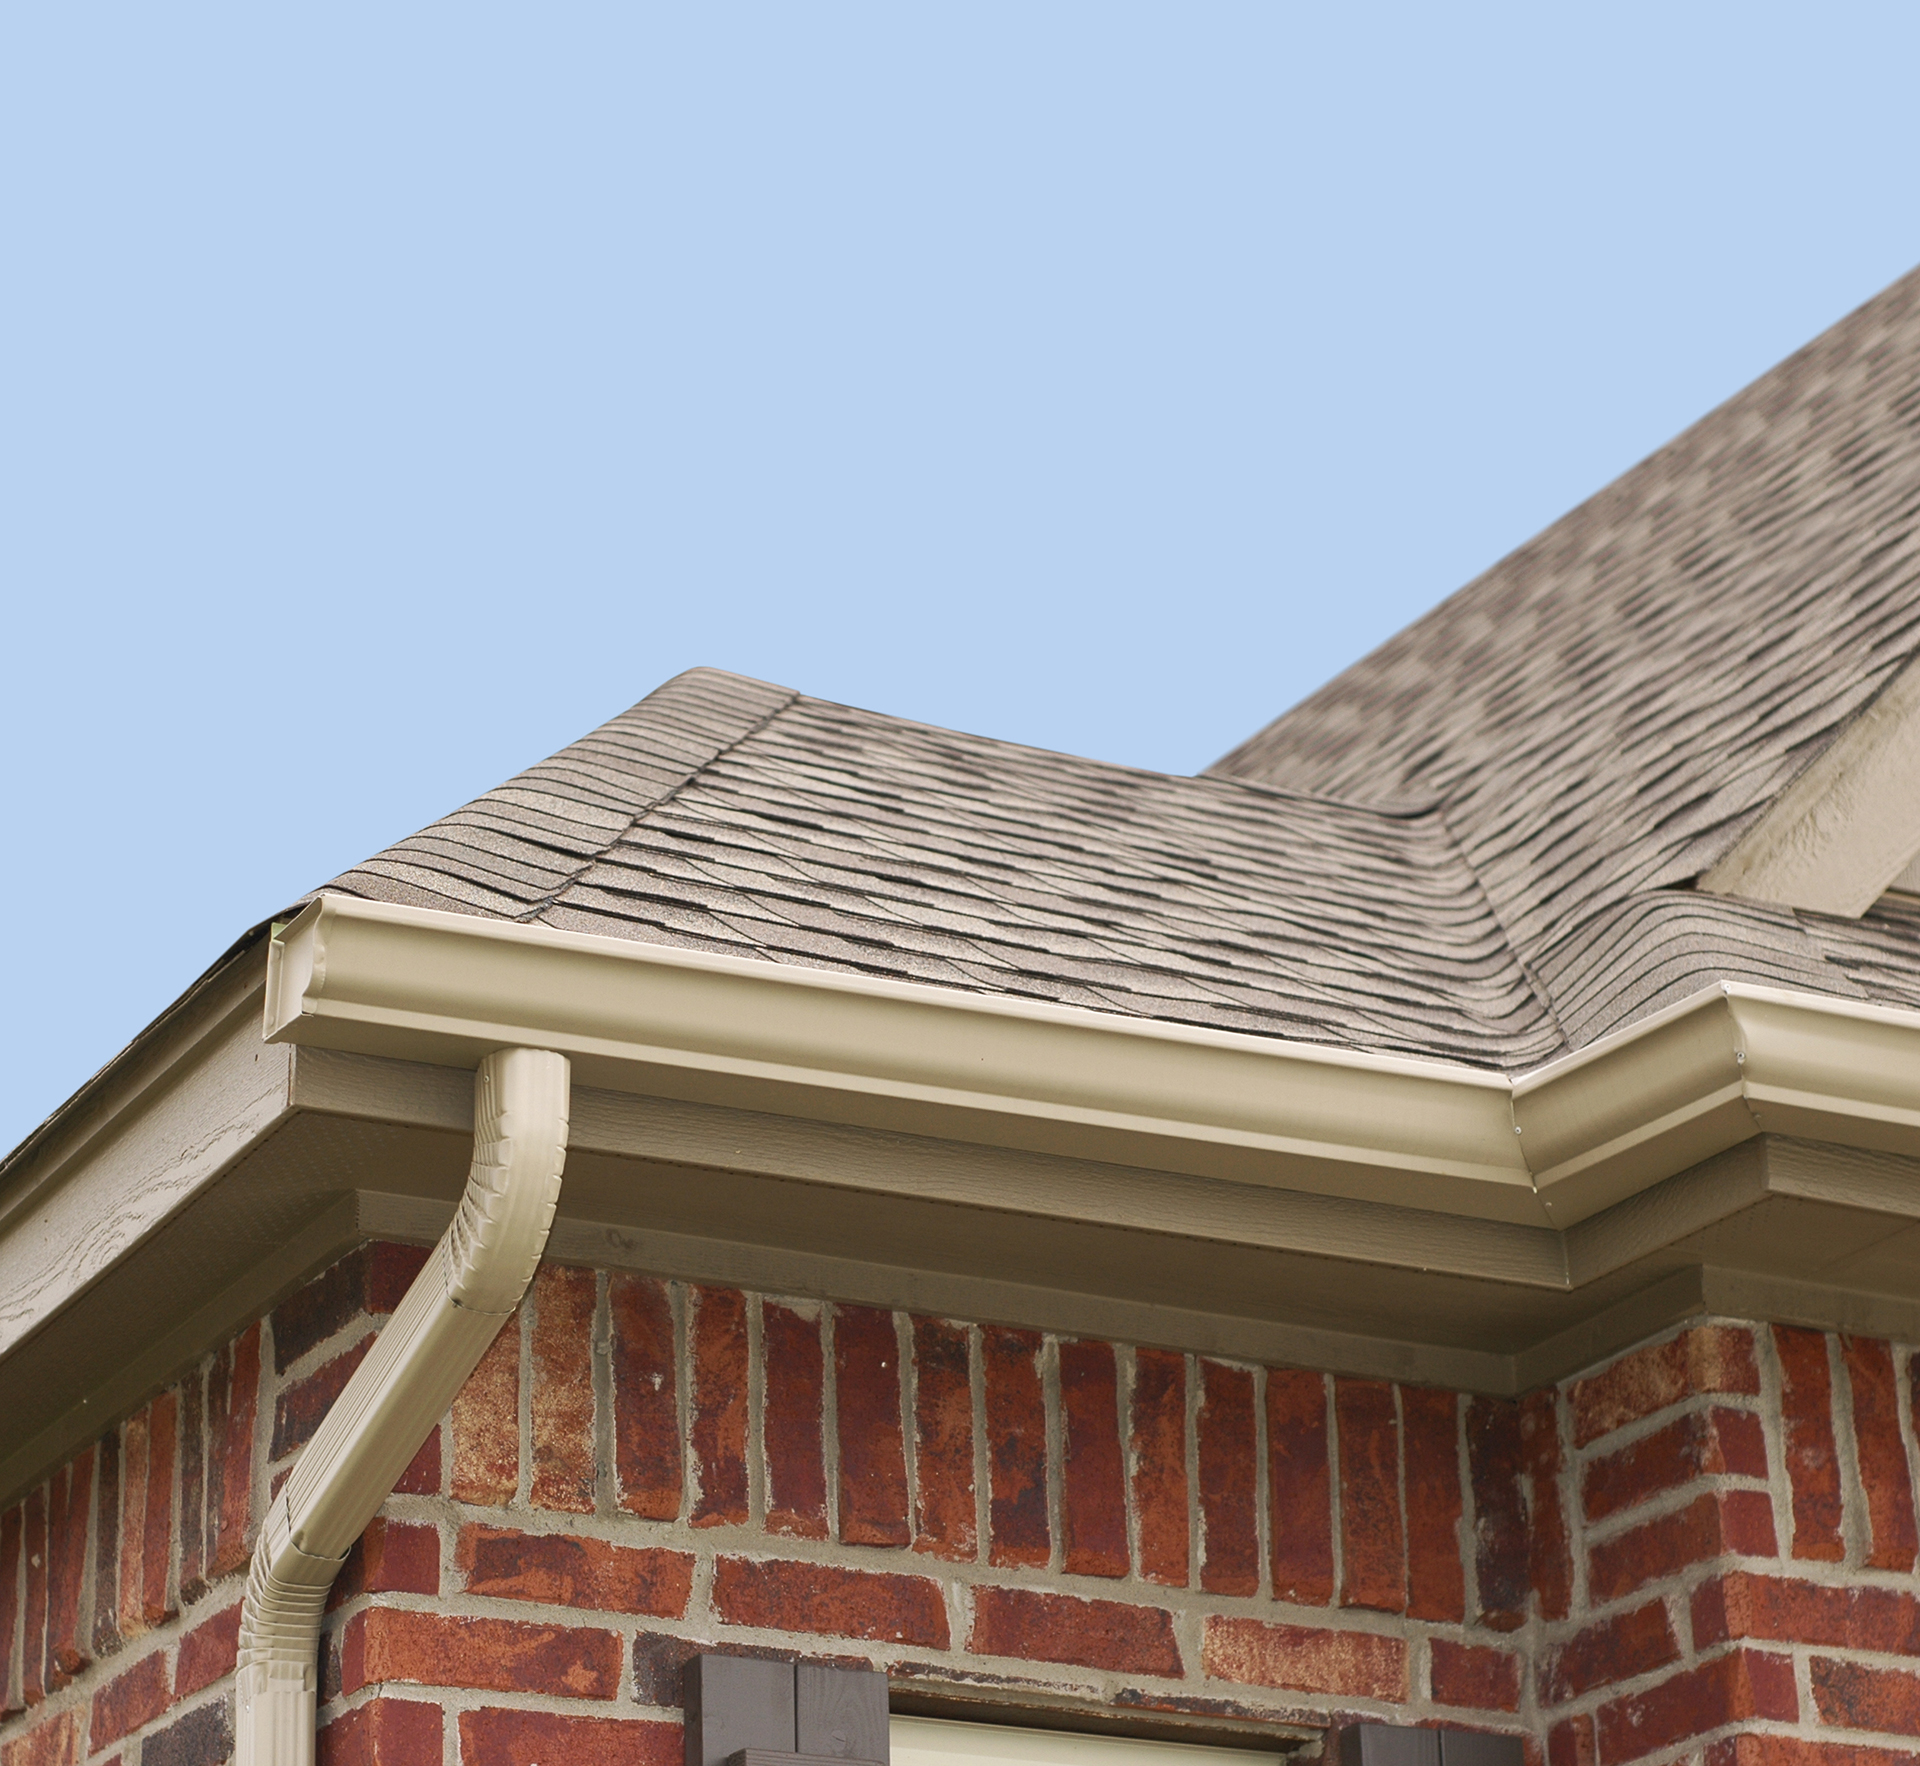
<box><xmin>5</xmin><ymin>1250</ymin><xmax>1920</xmax><ymax>1766</ymax></box>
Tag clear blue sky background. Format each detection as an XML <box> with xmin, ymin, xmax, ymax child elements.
<box><xmin>5</xmin><ymin>6</ymin><xmax>1920</xmax><ymax>1155</ymax></box>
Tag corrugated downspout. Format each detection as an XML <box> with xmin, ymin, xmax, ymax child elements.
<box><xmin>234</xmin><ymin>1047</ymin><xmax>570</xmax><ymax>1766</ymax></box>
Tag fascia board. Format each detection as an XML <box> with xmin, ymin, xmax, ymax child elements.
<box><xmin>266</xmin><ymin>895</ymin><xmax>1542</xmax><ymax>1225</ymax></box>
<box><xmin>0</xmin><ymin>975</ymin><xmax>294</xmax><ymax>1365</ymax></box>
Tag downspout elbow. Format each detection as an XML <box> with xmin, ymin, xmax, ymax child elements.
<box><xmin>234</xmin><ymin>1047</ymin><xmax>571</xmax><ymax>1766</ymax></box>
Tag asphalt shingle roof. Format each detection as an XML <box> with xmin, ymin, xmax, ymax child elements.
<box><xmin>1213</xmin><ymin>265</ymin><xmax>1920</xmax><ymax>1047</ymax></box>
<box><xmin>325</xmin><ymin>265</ymin><xmax>1920</xmax><ymax>1073</ymax></box>
<box><xmin>330</xmin><ymin>671</ymin><xmax>1565</xmax><ymax>1067</ymax></box>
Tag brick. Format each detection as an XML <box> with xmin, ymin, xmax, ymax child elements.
<box><xmin>1814</xmin><ymin>1659</ymin><xmax>1920</xmax><ymax>1734</ymax></box>
<box><xmin>984</xmin><ymin>1326</ymin><xmax>1048</xmax><ymax>1567</ymax></box>
<box><xmin>912</xmin><ymin>1316</ymin><xmax>976</xmax><ymax>1562</ymax></box>
<box><xmin>1589</xmin><ymin>1490</ymin><xmax>1778</xmax><ymax>1602</ymax></box>
<box><xmin>1469</xmin><ymin>1397</ymin><xmax>1527</xmax><ymax>1629</ymax></box>
<box><xmin>460</xmin><ymin>1524</ymin><xmax>693</xmax><ymax>1617</ymax></box>
<box><xmin>1714</xmin><ymin>1406</ymin><xmax>1772</xmax><ymax>1477</ymax></box>
<box><xmin>691</xmin><ymin>1286</ymin><xmax>749</xmax><ymax>1527</ymax></box>
<box><xmin>0</xmin><ymin>1505</ymin><xmax>21</xmax><ymax>1716</ymax></box>
<box><xmin>21</xmin><ymin>1485</ymin><xmax>46</xmax><ymax>1705</ymax></box>
<box><xmin>328</xmin><ymin>1518</ymin><xmax>441</xmax><ymax>1611</ymax></box>
<box><xmin>1336</xmin><ymin>1377</ymin><xmax>1404</xmax><ymax>1612</ymax></box>
<box><xmin>273</xmin><ymin>1247</ymin><xmax>368</xmax><ymax>1371</ymax></box>
<box><xmin>115</xmin><ymin>1412</ymin><xmax>149</xmax><ymax>1642</ymax></box>
<box><xmin>712</xmin><ymin>1555</ymin><xmax>948</xmax><ymax>1646</ymax></box>
<box><xmin>1400</xmin><ymin>1385</ymin><xmax>1464</xmax><ymax>1623</ymax></box>
<box><xmin>1844</xmin><ymin>1337</ymin><xmax>1918</xmax><ymax>1572</ymax></box>
<box><xmin>177</xmin><ymin>1369</ymin><xmax>207</xmax><ymax>1602</ymax></box>
<box><xmin>45</xmin><ymin>1450</ymin><xmax>92</xmax><ymax>1688</ymax></box>
<box><xmin>1544</xmin><ymin>1601</ymin><xmax>1681</xmax><ymax>1703</ymax></box>
<box><xmin>1572</xmin><ymin>1325</ymin><xmax>1759</xmax><ymax>1446</ymax></box>
<box><xmin>394</xmin><ymin>1426</ymin><xmax>441</xmax><ymax>1496</ymax></box>
<box><xmin>971</xmin><ymin>1586</ymin><xmax>1181</xmax><ymax>1677</ymax></box>
<box><xmin>175</xmin><ymin>1601</ymin><xmax>243</xmax><ymax>1698</ymax></box>
<box><xmin>452</xmin><ymin>1312</ymin><xmax>522</xmax><ymax>1505</ymax></box>
<box><xmin>0</xmin><ymin>1710</ymin><xmax>79</xmax><ymax>1766</ymax></box>
<box><xmin>1202</xmin><ymin>1616</ymin><xmax>1407</xmax><ymax>1700</ymax></box>
<box><xmin>609</xmin><ymin>1275</ymin><xmax>679</xmax><ymax>1521</ymax></box>
<box><xmin>342</xmin><ymin>1606</ymin><xmax>620</xmax><ymax>1699</ymax></box>
<box><xmin>1266</xmin><ymin>1367</ymin><xmax>1332</xmax><ymax>1606</ymax></box>
<box><xmin>1548</xmin><ymin>1715</ymin><xmax>1596</xmax><ymax>1766</ymax></box>
<box><xmin>1058</xmin><ymin>1340</ymin><xmax>1126</xmax><ymax>1578</ymax></box>
<box><xmin>275</xmin><ymin>1334</ymin><xmax>373</xmax><ymax>1459</ymax></box>
<box><xmin>1706</xmin><ymin>1741</ymin><xmax>1920</xmax><ymax>1766</ymax></box>
<box><xmin>90</xmin><ymin>1427</ymin><xmax>121</xmax><ymax>1660</ymax></box>
<box><xmin>204</xmin><ymin>1344</ymin><xmax>233</xmax><ymax>1577</ymax></box>
<box><xmin>367</xmin><ymin>1241</ymin><xmax>430</xmax><ymax>1311</ymax></box>
<box><xmin>630</xmin><ymin>1634</ymin><xmax>784</xmax><ymax>1709</ymax></box>
<box><xmin>90</xmin><ymin>1652</ymin><xmax>170</xmax><ymax>1748</ymax></box>
<box><xmin>1431</xmin><ymin>1639</ymin><xmax>1521</xmax><ymax>1712</ymax></box>
<box><xmin>836</xmin><ymin>1305</ymin><xmax>909</xmax><ymax>1547</ymax></box>
<box><xmin>1597</xmin><ymin>1649</ymin><xmax>1795</xmax><ymax>1763</ymax></box>
<box><xmin>1198</xmin><ymin>1361</ymin><xmax>1258</xmax><ymax>1596</ymax></box>
<box><xmin>1775</xmin><ymin>1325</ymin><xmax>1845</xmax><ymax>1562</ymax></box>
<box><xmin>460</xmin><ymin>1708</ymin><xmax>680</xmax><ymax>1766</ymax></box>
<box><xmin>531</xmin><ymin>1263</ymin><xmax>598</xmax><ymax>1512</ymax></box>
<box><xmin>1693</xmin><ymin>1571</ymin><xmax>1920</xmax><ymax>1655</ymax></box>
<box><xmin>209</xmin><ymin>1322</ymin><xmax>262</xmax><ymax>1576</ymax></box>
<box><xmin>319</xmin><ymin>1697</ymin><xmax>443</xmax><ymax>1766</ymax></box>
<box><xmin>142</xmin><ymin>1699</ymin><xmax>233</xmax><ymax>1766</ymax></box>
<box><xmin>1523</xmin><ymin>1389</ymin><xmax>1572</xmax><ymax>1623</ymax></box>
<box><xmin>1133</xmin><ymin>1348</ymin><xmax>1189</xmax><ymax>1588</ymax></box>
<box><xmin>143</xmin><ymin>1391</ymin><xmax>178</xmax><ymax>1625</ymax></box>
<box><xmin>1583</xmin><ymin>1408</ymin><xmax>1769</xmax><ymax>1522</ymax></box>
<box><xmin>759</xmin><ymin>1303</ymin><xmax>826</xmax><ymax>1539</ymax></box>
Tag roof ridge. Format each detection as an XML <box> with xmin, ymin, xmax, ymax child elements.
<box><xmin>556</xmin><ymin>677</ymin><xmax>802</xmax><ymax>915</ymax></box>
<box><xmin>1431</xmin><ymin>798</ymin><xmax>1574</xmax><ymax>1064</ymax></box>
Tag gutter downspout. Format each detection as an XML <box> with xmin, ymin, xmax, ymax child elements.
<box><xmin>234</xmin><ymin>1047</ymin><xmax>571</xmax><ymax>1766</ymax></box>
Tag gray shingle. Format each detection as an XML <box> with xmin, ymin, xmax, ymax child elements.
<box><xmin>1213</xmin><ymin>264</ymin><xmax>1920</xmax><ymax>1052</ymax></box>
<box><xmin>317</xmin><ymin>268</ymin><xmax>1920</xmax><ymax>1073</ymax></box>
<box><xmin>320</xmin><ymin>674</ymin><xmax>1565</xmax><ymax>1067</ymax></box>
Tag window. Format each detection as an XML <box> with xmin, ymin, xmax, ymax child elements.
<box><xmin>892</xmin><ymin>1718</ymin><xmax>1280</xmax><ymax>1766</ymax></box>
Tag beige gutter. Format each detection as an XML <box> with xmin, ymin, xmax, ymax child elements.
<box><xmin>267</xmin><ymin>895</ymin><xmax>1920</xmax><ymax>1231</ymax></box>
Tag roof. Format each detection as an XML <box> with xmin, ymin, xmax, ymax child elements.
<box><xmin>21</xmin><ymin>271</ymin><xmax>1920</xmax><ymax>1477</ymax></box>
<box><xmin>1215</xmin><ymin>264</ymin><xmax>1920</xmax><ymax>1049</ymax></box>
<box><xmin>320</xmin><ymin>267</ymin><xmax>1920</xmax><ymax>1073</ymax></box>
<box><xmin>323</xmin><ymin>670</ymin><xmax>1562</xmax><ymax>1069</ymax></box>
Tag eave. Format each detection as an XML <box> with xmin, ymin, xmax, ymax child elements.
<box><xmin>267</xmin><ymin>894</ymin><xmax>1920</xmax><ymax>1231</ymax></box>
<box><xmin>9</xmin><ymin>891</ymin><xmax>1920</xmax><ymax>1499</ymax></box>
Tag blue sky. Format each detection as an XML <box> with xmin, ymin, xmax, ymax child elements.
<box><xmin>5</xmin><ymin>5</ymin><xmax>1920</xmax><ymax>1153</ymax></box>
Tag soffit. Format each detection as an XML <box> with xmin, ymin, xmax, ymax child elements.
<box><xmin>11</xmin><ymin>999</ymin><xmax>1920</xmax><ymax>1506</ymax></box>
